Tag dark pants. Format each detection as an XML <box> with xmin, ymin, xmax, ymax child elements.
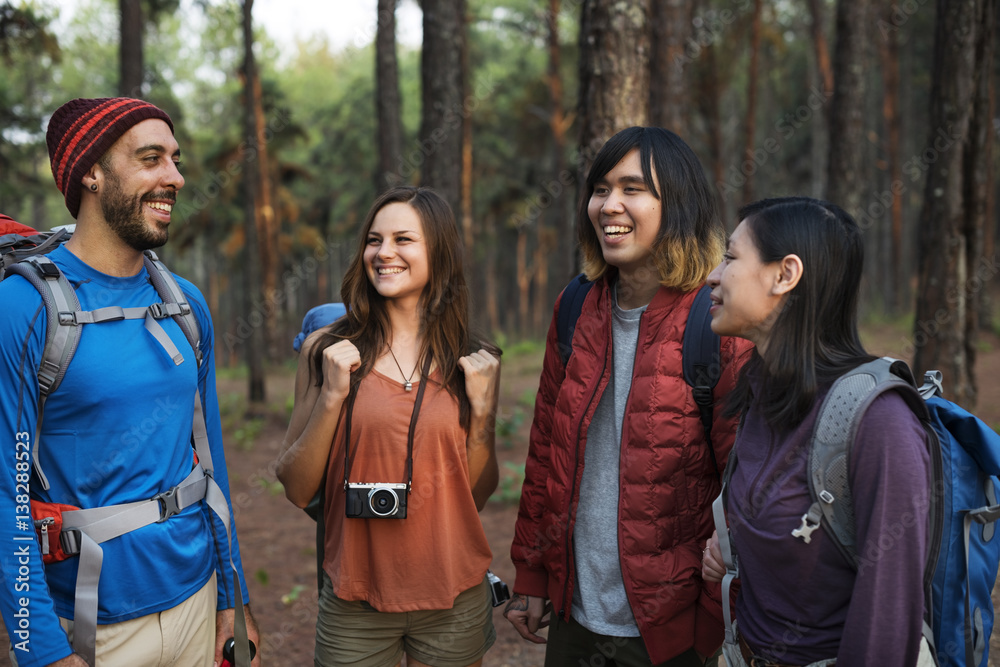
<box><xmin>544</xmin><ymin>614</ymin><xmax>709</xmax><ymax>667</ymax></box>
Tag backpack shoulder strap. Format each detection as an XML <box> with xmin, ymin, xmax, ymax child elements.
<box><xmin>557</xmin><ymin>273</ymin><xmax>595</xmax><ymax>367</ymax></box>
<box><xmin>143</xmin><ymin>250</ymin><xmax>202</xmax><ymax>367</ymax></box>
<box><xmin>5</xmin><ymin>255</ymin><xmax>83</xmax><ymax>491</ymax></box>
<box><xmin>804</xmin><ymin>357</ymin><xmax>927</xmax><ymax>567</ymax></box>
<box><xmin>683</xmin><ymin>285</ymin><xmax>722</xmax><ymax>469</ymax></box>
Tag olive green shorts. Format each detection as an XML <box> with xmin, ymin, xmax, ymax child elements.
<box><xmin>314</xmin><ymin>573</ymin><xmax>496</xmax><ymax>667</ymax></box>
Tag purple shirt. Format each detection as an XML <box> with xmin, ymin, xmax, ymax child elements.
<box><xmin>728</xmin><ymin>385</ymin><xmax>930</xmax><ymax>665</ymax></box>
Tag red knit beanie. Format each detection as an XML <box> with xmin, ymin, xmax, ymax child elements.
<box><xmin>46</xmin><ymin>98</ymin><xmax>174</xmax><ymax>218</ymax></box>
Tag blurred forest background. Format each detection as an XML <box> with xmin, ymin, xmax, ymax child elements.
<box><xmin>0</xmin><ymin>0</ymin><xmax>997</xmax><ymax>408</ymax></box>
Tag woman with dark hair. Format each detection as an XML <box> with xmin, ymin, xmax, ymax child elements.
<box><xmin>507</xmin><ymin>126</ymin><xmax>754</xmax><ymax>666</ymax></box>
<box><xmin>702</xmin><ymin>197</ymin><xmax>932</xmax><ymax>665</ymax></box>
<box><xmin>276</xmin><ymin>186</ymin><xmax>501</xmax><ymax>667</ymax></box>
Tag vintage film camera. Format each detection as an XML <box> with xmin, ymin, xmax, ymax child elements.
<box><xmin>345</xmin><ymin>482</ymin><xmax>408</xmax><ymax>519</ymax></box>
<box><xmin>486</xmin><ymin>570</ymin><xmax>510</xmax><ymax>607</ymax></box>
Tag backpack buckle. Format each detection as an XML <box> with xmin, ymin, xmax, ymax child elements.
<box><xmin>38</xmin><ymin>261</ymin><xmax>61</xmax><ymax>279</ymax></box>
<box><xmin>692</xmin><ymin>385</ymin><xmax>713</xmax><ymax>406</ymax></box>
<box><xmin>60</xmin><ymin>529</ymin><xmax>81</xmax><ymax>556</ymax></box>
<box><xmin>154</xmin><ymin>486</ymin><xmax>181</xmax><ymax>522</ymax></box>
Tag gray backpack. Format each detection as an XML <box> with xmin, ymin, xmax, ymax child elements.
<box><xmin>3</xmin><ymin>231</ymin><xmax>253</xmax><ymax>667</ymax></box>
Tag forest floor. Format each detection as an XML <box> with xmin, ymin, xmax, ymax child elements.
<box><xmin>3</xmin><ymin>319</ymin><xmax>1000</xmax><ymax>666</ymax></box>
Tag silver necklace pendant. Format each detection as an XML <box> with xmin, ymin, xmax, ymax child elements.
<box><xmin>404</xmin><ymin>381</ymin><xmax>413</xmax><ymax>392</ymax></box>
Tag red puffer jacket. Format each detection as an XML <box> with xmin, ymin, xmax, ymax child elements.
<box><xmin>511</xmin><ymin>276</ymin><xmax>754</xmax><ymax>663</ymax></box>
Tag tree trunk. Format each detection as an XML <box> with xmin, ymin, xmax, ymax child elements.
<box><xmin>913</xmin><ymin>0</ymin><xmax>982</xmax><ymax>407</ymax></box>
<box><xmin>649</xmin><ymin>0</ymin><xmax>692</xmax><ymax>135</ymax></box>
<box><xmin>241</xmin><ymin>0</ymin><xmax>266</xmax><ymax>404</ymax></box>
<box><xmin>974</xmin><ymin>0</ymin><xmax>997</xmax><ymax>334</ymax></box>
<box><xmin>878</xmin><ymin>1</ymin><xmax>904</xmax><ymax>314</ymax></box>
<box><xmin>743</xmin><ymin>0</ymin><xmax>762</xmax><ymax>204</ymax></box>
<box><xmin>962</xmin><ymin>0</ymin><xmax>995</xmax><ymax>392</ymax></box>
<box><xmin>697</xmin><ymin>38</ymin><xmax>727</xmax><ymax>225</ymax></box>
<box><xmin>807</xmin><ymin>0</ymin><xmax>835</xmax><ymax>98</ymax></box>
<box><xmin>419</xmin><ymin>0</ymin><xmax>466</xmax><ymax>215</ymax></box>
<box><xmin>827</xmin><ymin>0</ymin><xmax>870</xmax><ymax>217</ymax></box>
<box><xmin>516</xmin><ymin>226</ymin><xmax>530</xmax><ymax>337</ymax></box>
<box><xmin>119</xmin><ymin>0</ymin><xmax>143</xmax><ymax>97</ymax></box>
<box><xmin>547</xmin><ymin>0</ymin><xmax>574</xmax><ymax>288</ymax></box>
<box><xmin>532</xmin><ymin>231</ymin><xmax>549</xmax><ymax>334</ymax></box>
<box><xmin>460</xmin><ymin>11</ymin><xmax>480</xmax><ymax>327</ymax></box>
<box><xmin>376</xmin><ymin>0</ymin><xmax>403</xmax><ymax>192</ymax></box>
<box><xmin>252</xmin><ymin>66</ymin><xmax>278</xmax><ymax>359</ymax></box>
<box><xmin>483</xmin><ymin>212</ymin><xmax>500</xmax><ymax>334</ymax></box>
<box><xmin>807</xmin><ymin>0</ymin><xmax>833</xmax><ymax>198</ymax></box>
<box><xmin>577</xmin><ymin>0</ymin><xmax>651</xmax><ymax>181</ymax></box>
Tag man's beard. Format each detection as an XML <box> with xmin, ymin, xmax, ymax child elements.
<box><xmin>100</xmin><ymin>170</ymin><xmax>171</xmax><ymax>252</ymax></box>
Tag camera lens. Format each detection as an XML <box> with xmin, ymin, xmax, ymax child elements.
<box><xmin>368</xmin><ymin>488</ymin><xmax>399</xmax><ymax>516</ymax></box>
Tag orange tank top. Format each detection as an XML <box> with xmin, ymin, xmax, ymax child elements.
<box><xmin>322</xmin><ymin>368</ymin><xmax>493</xmax><ymax>611</ymax></box>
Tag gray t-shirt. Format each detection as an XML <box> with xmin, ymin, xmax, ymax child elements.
<box><xmin>571</xmin><ymin>285</ymin><xmax>646</xmax><ymax>636</ymax></box>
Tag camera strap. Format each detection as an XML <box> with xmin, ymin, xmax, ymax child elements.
<box><xmin>343</xmin><ymin>354</ymin><xmax>432</xmax><ymax>492</ymax></box>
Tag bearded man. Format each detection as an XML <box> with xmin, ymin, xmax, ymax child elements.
<box><xmin>0</xmin><ymin>98</ymin><xmax>260</xmax><ymax>667</ymax></box>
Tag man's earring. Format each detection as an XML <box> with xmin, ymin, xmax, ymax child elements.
<box><xmin>90</xmin><ymin>184</ymin><xmax>98</xmax><ymax>192</ymax></box>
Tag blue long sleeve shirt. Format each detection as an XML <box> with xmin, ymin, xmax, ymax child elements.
<box><xmin>0</xmin><ymin>245</ymin><xmax>250</xmax><ymax>667</ymax></box>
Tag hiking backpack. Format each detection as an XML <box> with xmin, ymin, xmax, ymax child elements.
<box><xmin>0</xmin><ymin>217</ymin><xmax>253</xmax><ymax>667</ymax></box>
<box><xmin>556</xmin><ymin>273</ymin><xmax>722</xmax><ymax>467</ymax></box>
<box><xmin>715</xmin><ymin>357</ymin><xmax>1000</xmax><ymax>667</ymax></box>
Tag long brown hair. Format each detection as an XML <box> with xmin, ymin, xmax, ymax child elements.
<box><xmin>309</xmin><ymin>186</ymin><xmax>498</xmax><ymax>430</ymax></box>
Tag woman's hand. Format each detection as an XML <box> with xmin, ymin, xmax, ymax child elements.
<box><xmin>319</xmin><ymin>340</ymin><xmax>361</xmax><ymax>405</ymax></box>
<box><xmin>459</xmin><ymin>349</ymin><xmax>501</xmax><ymax>509</ymax></box>
<box><xmin>458</xmin><ymin>349</ymin><xmax>500</xmax><ymax>418</ymax></box>
<box><xmin>702</xmin><ymin>530</ymin><xmax>725</xmax><ymax>582</ymax></box>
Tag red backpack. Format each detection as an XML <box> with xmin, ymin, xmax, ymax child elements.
<box><xmin>0</xmin><ymin>213</ymin><xmax>73</xmax><ymax>279</ymax></box>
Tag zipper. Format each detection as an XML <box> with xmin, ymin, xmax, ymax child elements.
<box><xmin>561</xmin><ymin>312</ymin><xmax>610</xmax><ymax>617</ymax></box>
<box><xmin>34</xmin><ymin>517</ymin><xmax>54</xmax><ymax>555</ymax></box>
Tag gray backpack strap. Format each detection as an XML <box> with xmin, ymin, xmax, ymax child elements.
<box><xmin>714</xmin><ymin>412</ymin><xmax>745</xmax><ymax>663</ymax></box>
<box><xmin>143</xmin><ymin>250</ymin><xmax>202</xmax><ymax>366</ymax></box>
<box><xmin>803</xmin><ymin>357</ymin><xmax>923</xmax><ymax>567</ymax></box>
<box><xmin>6</xmin><ymin>256</ymin><xmax>83</xmax><ymax>491</ymax></box>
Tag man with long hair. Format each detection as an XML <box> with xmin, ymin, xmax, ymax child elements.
<box><xmin>507</xmin><ymin>127</ymin><xmax>753</xmax><ymax>666</ymax></box>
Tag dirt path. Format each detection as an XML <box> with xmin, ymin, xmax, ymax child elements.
<box><xmin>3</xmin><ymin>323</ymin><xmax>1000</xmax><ymax>666</ymax></box>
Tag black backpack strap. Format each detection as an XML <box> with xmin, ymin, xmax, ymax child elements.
<box><xmin>557</xmin><ymin>273</ymin><xmax>595</xmax><ymax>366</ymax></box>
<box><xmin>683</xmin><ymin>285</ymin><xmax>722</xmax><ymax>470</ymax></box>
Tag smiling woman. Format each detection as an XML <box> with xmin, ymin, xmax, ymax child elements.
<box><xmin>275</xmin><ymin>185</ymin><xmax>503</xmax><ymax>667</ymax></box>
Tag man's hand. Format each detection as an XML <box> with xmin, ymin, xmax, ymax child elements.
<box><xmin>48</xmin><ymin>654</ymin><xmax>89</xmax><ymax>667</ymax></box>
<box><xmin>503</xmin><ymin>593</ymin><xmax>550</xmax><ymax>644</ymax></box>
<box><xmin>215</xmin><ymin>604</ymin><xmax>261</xmax><ymax>667</ymax></box>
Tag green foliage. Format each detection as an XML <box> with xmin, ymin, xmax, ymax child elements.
<box><xmin>516</xmin><ymin>387</ymin><xmax>536</xmax><ymax>409</ymax></box>
<box><xmin>495</xmin><ymin>406</ymin><xmax>525</xmax><ymax>449</ymax></box>
<box><xmin>254</xmin><ymin>568</ymin><xmax>269</xmax><ymax>585</ymax></box>
<box><xmin>281</xmin><ymin>584</ymin><xmax>306</xmax><ymax>605</ymax></box>
<box><xmin>233</xmin><ymin>417</ymin><xmax>265</xmax><ymax>451</ymax></box>
<box><xmin>507</xmin><ymin>339</ymin><xmax>546</xmax><ymax>357</ymax></box>
<box><xmin>491</xmin><ymin>461</ymin><xmax>525</xmax><ymax>505</ymax></box>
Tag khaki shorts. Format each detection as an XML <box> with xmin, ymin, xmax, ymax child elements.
<box><xmin>315</xmin><ymin>573</ymin><xmax>496</xmax><ymax>667</ymax></box>
<box><xmin>10</xmin><ymin>573</ymin><xmax>216</xmax><ymax>667</ymax></box>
